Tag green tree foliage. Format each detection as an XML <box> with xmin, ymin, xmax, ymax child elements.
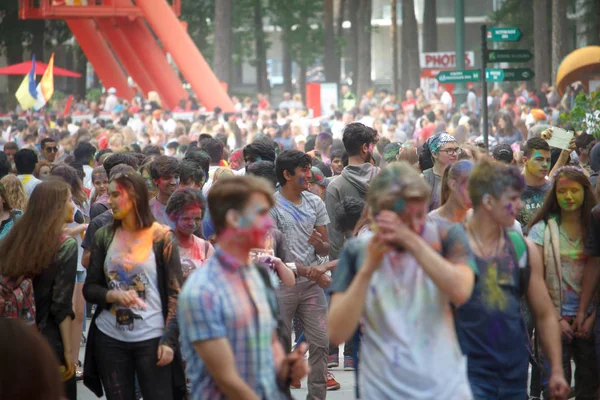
<box><xmin>559</xmin><ymin>92</ymin><xmax>600</xmax><ymax>139</ymax></box>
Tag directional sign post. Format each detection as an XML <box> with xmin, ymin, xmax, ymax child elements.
<box><xmin>487</xmin><ymin>49</ymin><xmax>533</xmax><ymax>63</ymax></box>
<box><xmin>487</xmin><ymin>27</ymin><xmax>522</xmax><ymax>42</ymax></box>
<box><xmin>501</xmin><ymin>68</ymin><xmax>534</xmax><ymax>81</ymax></box>
<box><xmin>436</xmin><ymin>69</ymin><xmax>481</xmax><ymax>84</ymax></box>
<box><xmin>485</xmin><ymin>68</ymin><xmax>505</xmax><ymax>82</ymax></box>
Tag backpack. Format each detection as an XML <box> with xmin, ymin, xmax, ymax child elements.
<box><xmin>0</xmin><ymin>275</ymin><xmax>36</xmax><ymax>325</ymax></box>
<box><xmin>506</xmin><ymin>230</ymin><xmax>531</xmax><ymax>297</ymax></box>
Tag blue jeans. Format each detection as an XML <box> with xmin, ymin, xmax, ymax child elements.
<box><xmin>470</xmin><ymin>379</ymin><xmax>526</xmax><ymax>400</ymax></box>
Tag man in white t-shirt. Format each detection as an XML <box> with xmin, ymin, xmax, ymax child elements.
<box><xmin>15</xmin><ymin>149</ymin><xmax>42</xmax><ymax>197</ymax></box>
<box><xmin>329</xmin><ymin>162</ymin><xmax>477</xmax><ymax>399</ymax></box>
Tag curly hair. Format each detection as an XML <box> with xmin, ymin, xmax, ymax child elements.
<box><xmin>166</xmin><ymin>188</ymin><xmax>207</xmax><ymax>221</ymax></box>
<box><xmin>0</xmin><ymin>175</ymin><xmax>27</xmax><ymax>212</ymax></box>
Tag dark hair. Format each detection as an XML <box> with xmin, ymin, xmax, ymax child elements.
<box><xmin>74</xmin><ymin>142</ymin><xmax>96</xmax><ymax>165</ymax></box>
<box><xmin>103</xmin><ymin>152</ymin><xmax>139</xmax><ymax>178</ymax></box>
<box><xmin>331</xmin><ymin>148</ymin><xmax>345</xmax><ymax>161</ymax></box>
<box><xmin>40</xmin><ymin>137</ymin><xmax>57</xmax><ymax>150</ymax></box>
<box><xmin>50</xmin><ymin>164</ymin><xmax>88</xmax><ymax>209</ymax></box>
<box><xmin>4</xmin><ymin>142</ymin><xmax>18</xmax><ymax>151</ymax></box>
<box><xmin>200</xmin><ymin>137</ymin><xmax>224</xmax><ymax>164</ymax></box>
<box><xmin>468</xmin><ymin>159</ymin><xmax>525</xmax><ymax>208</ymax></box>
<box><xmin>495</xmin><ymin>112</ymin><xmax>516</xmax><ymax>138</ymax></box>
<box><xmin>275</xmin><ymin>150</ymin><xmax>312</xmax><ymax>187</ymax></box>
<box><xmin>305</xmin><ymin>135</ymin><xmax>317</xmax><ymax>153</ymax></box>
<box><xmin>335</xmin><ymin>197</ymin><xmax>365</xmax><ymax>232</ymax></box>
<box><xmin>199</xmin><ymin>133</ymin><xmax>212</xmax><ymax>141</ymax></box>
<box><xmin>243</xmin><ymin>138</ymin><xmax>276</xmax><ymax>164</ymax></box>
<box><xmin>0</xmin><ymin>319</ymin><xmax>64</xmax><ymax>400</ymax></box>
<box><xmin>575</xmin><ymin>133</ymin><xmax>595</xmax><ymax>155</ymax></box>
<box><xmin>130</xmin><ymin>143</ymin><xmax>142</xmax><ymax>154</ymax></box>
<box><xmin>183</xmin><ymin>148</ymin><xmax>209</xmax><ymax>171</ymax></box>
<box><xmin>150</xmin><ymin>155</ymin><xmax>181</xmax><ymax>180</ymax></box>
<box><xmin>142</xmin><ymin>145</ymin><xmax>162</xmax><ymax>157</ymax></box>
<box><xmin>180</xmin><ymin>160</ymin><xmax>205</xmax><ymax>185</ymax></box>
<box><xmin>166</xmin><ymin>142</ymin><xmax>179</xmax><ymax>151</ymax></box>
<box><xmin>440</xmin><ymin>160</ymin><xmax>474</xmax><ymax>206</ymax></box>
<box><xmin>523</xmin><ymin>137</ymin><xmax>550</xmax><ymax>158</ymax></box>
<box><xmin>535</xmin><ymin>166</ymin><xmax>596</xmax><ymax>229</ymax></box>
<box><xmin>208</xmin><ymin>175</ymin><xmax>275</xmax><ymax>236</ymax></box>
<box><xmin>14</xmin><ymin>149</ymin><xmax>38</xmax><ymax>175</ymax></box>
<box><xmin>95</xmin><ymin>148</ymin><xmax>113</xmax><ymax>164</ymax></box>
<box><xmin>246</xmin><ymin>160</ymin><xmax>277</xmax><ymax>187</ymax></box>
<box><xmin>166</xmin><ymin>187</ymin><xmax>207</xmax><ymax>220</ymax></box>
<box><xmin>111</xmin><ymin>171</ymin><xmax>155</xmax><ymax>229</ymax></box>
<box><xmin>376</xmin><ymin>137</ymin><xmax>391</xmax><ymax>155</ymax></box>
<box><xmin>342</xmin><ymin>123</ymin><xmax>378</xmax><ymax>156</ymax></box>
<box><xmin>316</xmin><ymin>132</ymin><xmax>333</xmax><ymax>152</ymax></box>
<box><xmin>0</xmin><ymin>152</ymin><xmax>11</xmax><ymax>179</ymax></box>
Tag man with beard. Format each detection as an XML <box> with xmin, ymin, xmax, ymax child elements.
<box><xmin>149</xmin><ymin>155</ymin><xmax>181</xmax><ymax>229</ymax></box>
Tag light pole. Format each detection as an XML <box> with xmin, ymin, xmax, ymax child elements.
<box><xmin>454</xmin><ymin>0</ymin><xmax>467</xmax><ymax>107</ymax></box>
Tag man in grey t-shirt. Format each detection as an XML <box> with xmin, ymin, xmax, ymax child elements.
<box><xmin>270</xmin><ymin>150</ymin><xmax>331</xmax><ymax>398</ymax></box>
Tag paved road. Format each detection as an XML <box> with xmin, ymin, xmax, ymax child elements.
<box><xmin>77</xmin><ymin>338</ymin><xmax>356</xmax><ymax>399</ymax></box>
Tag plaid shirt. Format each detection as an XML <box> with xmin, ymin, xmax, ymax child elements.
<box><xmin>178</xmin><ymin>246</ymin><xmax>280</xmax><ymax>400</ymax></box>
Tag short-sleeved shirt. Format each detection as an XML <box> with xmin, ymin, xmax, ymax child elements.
<box><xmin>17</xmin><ymin>174</ymin><xmax>42</xmax><ymax>198</ymax></box>
<box><xmin>585</xmin><ymin>207</ymin><xmax>600</xmax><ymax>257</ymax></box>
<box><xmin>331</xmin><ymin>221</ymin><xmax>476</xmax><ymax>399</ymax></box>
<box><xmin>149</xmin><ymin>197</ymin><xmax>175</xmax><ymax>230</ymax></box>
<box><xmin>95</xmin><ymin>225</ymin><xmax>165</xmax><ymax>342</ymax></box>
<box><xmin>422</xmin><ymin>169</ymin><xmax>442</xmax><ymax>211</ymax></box>
<box><xmin>179</xmin><ymin>236</ymin><xmax>214</xmax><ymax>276</ymax></box>
<box><xmin>178</xmin><ymin>247</ymin><xmax>280</xmax><ymax>400</ymax></box>
<box><xmin>269</xmin><ymin>191</ymin><xmax>330</xmax><ymax>270</ymax></box>
<box><xmin>529</xmin><ymin>217</ymin><xmax>589</xmax><ymax>316</ymax></box>
<box><xmin>517</xmin><ymin>182</ymin><xmax>551</xmax><ymax>233</ymax></box>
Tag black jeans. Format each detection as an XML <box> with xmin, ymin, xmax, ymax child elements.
<box><xmin>95</xmin><ymin>329</ymin><xmax>173</xmax><ymax>400</ymax></box>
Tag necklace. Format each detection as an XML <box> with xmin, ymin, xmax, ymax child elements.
<box><xmin>467</xmin><ymin>221</ymin><xmax>503</xmax><ymax>258</ymax></box>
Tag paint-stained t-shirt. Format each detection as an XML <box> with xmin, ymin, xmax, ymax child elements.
<box><xmin>517</xmin><ymin>182</ymin><xmax>551</xmax><ymax>234</ymax></box>
<box><xmin>331</xmin><ymin>222</ymin><xmax>476</xmax><ymax>399</ymax></box>
<box><xmin>270</xmin><ymin>191</ymin><xmax>330</xmax><ymax>270</ymax></box>
<box><xmin>150</xmin><ymin>197</ymin><xmax>175</xmax><ymax>230</ymax></box>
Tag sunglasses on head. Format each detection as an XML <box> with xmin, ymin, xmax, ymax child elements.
<box><xmin>45</xmin><ymin>146</ymin><xmax>59</xmax><ymax>153</ymax></box>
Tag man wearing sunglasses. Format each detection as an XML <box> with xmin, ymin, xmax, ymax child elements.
<box><xmin>41</xmin><ymin>137</ymin><xmax>59</xmax><ymax>164</ymax></box>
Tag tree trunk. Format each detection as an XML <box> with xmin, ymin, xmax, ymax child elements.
<box><xmin>589</xmin><ymin>0</ymin><xmax>600</xmax><ymax>46</ymax></box>
<box><xmin>422</xmin><ymin>0</ymin><xmax>437</xmax><ymax>52</ymax></box>
<box><xmin>356</xmin><ymin>0</ymin><xmax>372</xmax><ymax>100</ymax></box>
<box><xmin>324</xmin><ymin>0</ymin><xmax>337</xmax><ymax>82</ymax></box>
<box><xmin>533</xmin><ymin>0</ymin><xmax>550</xmax><ymax>89</ymax></box>
<box><xmin>401</xmin><ymin>0</ymin><xmax>420</xmax><ymax>93</ymax></box>
<box><xmin>551</xmin><ymin>0</ymin><xmax>568</xmax><ymax>85</ymax></box>
<box><xmin>282</xmin><ymin>33</ymin><xmax>293</xmax><ymax>94</ymax></box>
<box><xmin>213</xmin><ymin>0</ymin><xmax>233</xmax><ymax>88</ymax></box>
<box><xmin>75</xmin><ymin>46</ymin><xmax>87</xmax><ymax>98</ymax></box>
<box><xmin>6</xmin><ymin>40</ymin><xmax>24</xmax><ymax>98</ymax></box>
<box><xmin>348</xmin><ymin>0</ymin><xmax>360</xmax><ymax>93</ymax></box>
<box><xmin>254</xmin><ymin>0</ymin><xmax>270</xmax><ymax>96</ymax></box>
<box><xmin>30</xmin><ymin>20</ymin><xmax>45</xmax><ymax>62</ymax></box>
<box><xmin>391</xmin><ymin>0</ymin><xmax>399</xmax><ymax>95</ymax></box>
<box><xmin>299</xmin><ymin>64</ymin><xmax>308</xmax><ymax>108</ymax></box>
<box><xmin>333</xmin><ymin>0</ymin><xmax>346</xmax><ymax>85</ymax></box>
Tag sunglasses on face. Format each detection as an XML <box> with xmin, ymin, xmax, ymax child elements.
<box><xmin>45</xmin><ymin>147</ymin><xmax>59</xmax><ymax>153</ymax></box>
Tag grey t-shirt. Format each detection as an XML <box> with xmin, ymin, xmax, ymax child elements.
<box><xmin>422</xmin><ymin>169</ymin><xmax>442</xmax><ymax>211</ymax></box>
<box><xmin>270</xmin><ymin>191</ymin><xmax>330</xmax><ymax>270</ymax></box>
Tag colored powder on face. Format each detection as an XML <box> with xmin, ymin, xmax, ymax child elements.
<box><xmin>393</xmin><ymin>199</ymin><xmax>406</xmax><ymax>213</ymax></box>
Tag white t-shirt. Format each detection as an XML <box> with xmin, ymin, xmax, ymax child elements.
<box><xmin>333</xmin><ymin>223</ymin><xmax>474</xmax><ymax>399</ymax></box>
<box><xmin>17</xmin><ymin>174</ymin><xmax>42</xmax><ymax>198</ymax></box>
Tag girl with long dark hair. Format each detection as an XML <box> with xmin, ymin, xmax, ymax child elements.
<box><xmin>494</xmin><ymin>112</ymin><xmax>523</xmax><ymax>145</ymax></box>
<box><xmin>527</xmin><ymin>166</ymin><xmax>599</xmax><ymax>397</ymax></box>
<box><xmin>0</xmin><ymin>180</ymin><xmax>78</xmax><ymax>399</ymax></box>
<box><xmin>83</xmin><ymin>170</ymin><xmax>185</xmax><ymax>400</ymax></box>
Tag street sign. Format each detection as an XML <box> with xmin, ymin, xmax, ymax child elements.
<box><xmin>420</xmin><ymin>51</ymin><xmax>475</xmax><ymax>69</ymax></box>
<box><xmin>436</xmin><ymin>69</ymin><xmax>481</xmax><ymax>83</ymax></box>
<box><xmin>487</xmin><ymin>27</ymin><xmax>522</xmax><ymax>42</ymax></box>
<box><xmin>487</xmin><ymin>49</ymin><xmax>533</xmax><ymax>63</ymax></box>
<box><xmin>484</xmin><ymin>67</ymin><xmax>534</xmax><ymax>82</ymax></box>
<box><xmin>486</xmin><ymin>68</ymin><xmax>505</xmax><ymax>82</ymax></box>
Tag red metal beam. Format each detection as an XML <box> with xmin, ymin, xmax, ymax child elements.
<box><xmin>95</xmin><ymin>18</ymin><xmax>159</xmax><ymax>100</ymax></box>
<box><xmin>137</xmin><ymin>0</ymin><xmax>234</xmax><ymax>112</ymax></box>
<box><xmin>116</xmin><ymin>18</ymin><xmax>188</xmax><ymax>110</ymax></box>
<box><xmin>66</xmin><ymin>19</ymin><xmax>133</xmax><ymax>100</ymax></box>
<box><xmin>19</xmin><ymin>0</ymin><xmax>181</xmax><ymax>19</ymax></box>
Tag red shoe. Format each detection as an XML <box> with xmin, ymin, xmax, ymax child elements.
<box><xmin>326</xmin><ymin>372</ymin><xmax>341</xmax><ymax>391</ymax></box>
<box><xmin>290</xmin><ymin>379</ymin><xmax>301</xmax><ymax>389</ymax></box>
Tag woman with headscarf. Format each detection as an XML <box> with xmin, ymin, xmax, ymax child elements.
<box><xmin>421</xmin><ymin>132</ymin><xmax>461</xmax><ymax>211</ymax></box>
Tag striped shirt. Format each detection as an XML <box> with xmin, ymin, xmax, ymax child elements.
<box><xmin>270</xmin><ymin>191</ymin><xmax>330</xmax><ymax>271</ymax></box>
<box><xmin>178</xmin><ymin>246</ymin><xmax>280</xmax><ymax>400</ymax></box>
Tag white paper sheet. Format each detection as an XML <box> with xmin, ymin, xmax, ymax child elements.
<box><xmin>546</xmin><ymin>128</ymin><xmax>574</xmax><ymax>151</ymax></box>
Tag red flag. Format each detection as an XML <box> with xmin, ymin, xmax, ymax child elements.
<box><xmin>63</xmin><ymin>95</ymin><xmax>73</xmax><ymax>116</ymax></box>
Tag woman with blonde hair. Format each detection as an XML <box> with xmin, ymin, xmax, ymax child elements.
<box><xmin>0</xmin><ymin>174</ymin><xmax>27</xmax><ymax>212</ymax></box>
<box><xmin>0</xmin><ymin>181</ymin><xmax>23</xmax><ymax>239</ymax></box>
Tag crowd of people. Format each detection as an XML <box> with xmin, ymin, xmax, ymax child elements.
<box><xmin>0</xmin><ymin>81</ymin><xmax>599</xmax><ymax>400</ymax></box>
